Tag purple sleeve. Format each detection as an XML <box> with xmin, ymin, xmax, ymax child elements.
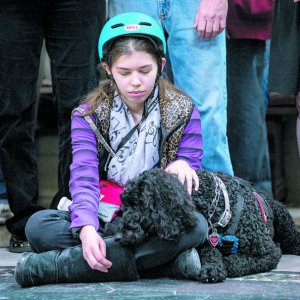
<box><xmin>176</xmin><ymin>106</ymin><xmax>203</xmax><ymax>170</ymax></box>
<box><xmin>68</xmin><ymin>106</ymin><xmax>101</xmax><ymax>231</ymax></box>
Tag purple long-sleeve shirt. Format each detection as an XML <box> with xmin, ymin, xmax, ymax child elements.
<box><xmin>69</xmin><ymin>104</ymin><xmax>203</xmax><ymax>231</ymax></box>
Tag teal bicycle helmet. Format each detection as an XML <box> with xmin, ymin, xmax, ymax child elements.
<box><xmin>98</xmin><ymin>12</ymin><xmax>167</xmax><ymax>61</ymax></box>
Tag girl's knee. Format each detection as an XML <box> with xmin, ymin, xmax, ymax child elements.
<box><xmin>25</xmin><ymin>210</ymin><xmax>49</xmax><ymax>249</ymax></box>
<box><xmin>26</xmin><ymin>211</ymin><xmax>45</xmax><ymax>237</ymax></box>
<box><xmin>25</xmin><ymin>209</ymin><xmax>63</xmax><ymax>251</ymax></box>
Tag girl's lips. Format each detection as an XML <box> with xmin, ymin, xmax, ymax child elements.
<box><xmin>129</xmin><ymin>91</ymin><xmax>144</xmax><ymax>97</ymax></box>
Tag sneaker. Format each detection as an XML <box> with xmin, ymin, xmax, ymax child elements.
<box><xmin>0</xmin><ymin>200</ymin><xmax>13</xmax><ymax>225</ymax></box>
<box><xmin>168</xmin><ymin>248</ymin><xmax>201</xmax><ymax>280</ymax></box>
<box><xmin>9</xmin><ymin>234</ymin><xmax>32</xmax><ymax>253</ymax></box>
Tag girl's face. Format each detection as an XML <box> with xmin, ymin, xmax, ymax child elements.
<box><xmin>104</xmin><ymin>51</ymin><xmax>166</xmax><ymax>111</ymax></box>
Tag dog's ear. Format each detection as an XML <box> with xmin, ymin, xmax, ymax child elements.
<box><xmin>144</xmin><ymin>169</ymin><xmax>198</xmax><ymax>241</ymax></box>
<box><xmin>117</xmin><ymin>210</ymin><xmax>148</xmax><ymax>245</ymax></box>
<box><xmin>121</xmin><ymin>170</ymin><xmax>148</xmax><ymax>206</ymax></box>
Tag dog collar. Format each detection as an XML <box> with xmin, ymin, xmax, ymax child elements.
<box><xmin>208</xmin><ymin>174</ymin><xmax>232</xmax><ymax>229</ymax></box>
<box><xmin>214</xmin><ymin>175</ymin><xmax>232</xmax><ymax>228</ymax></box>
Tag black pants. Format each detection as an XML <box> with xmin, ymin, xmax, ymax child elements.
<box><xmin>25</xmin><ymin>209</ymin><xmax>208</xmax><ymax>270</ymax></box>
<box><xmin>227</xmin><ymin>39</ymin><xmax>272</xmax><ymax>195</ymax></box>
<box><xmin>0</xmin><ymin>0</ymin><xmax>106</xmax><ymax>236</ymax></box>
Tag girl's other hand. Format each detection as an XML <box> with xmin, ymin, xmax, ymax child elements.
<box><xmin>79</xmin><ymin>225</ymin><xmax>112</xmax><ymax>272</ymax></box>
<box><xmin>165</xmin><ymin>160</ymin><xmax>199</xmax><ymax>195</ymax></box>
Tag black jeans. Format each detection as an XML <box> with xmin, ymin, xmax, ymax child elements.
<box><xmin>227</xmin><ymin>39</ymin><xmax>272</xmax><ymax>195</ymax></box>
<box><xmin>25</xmin><ymin>209</ymin><xmax>208</xmax><ymax>270</ymax></box>
<box><xmin>0</xmin><ymin>0</ymin><xmax>106</xmax><ymax>236</ymax></box>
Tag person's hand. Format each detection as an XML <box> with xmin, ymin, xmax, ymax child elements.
<box><xmin>165</xmin><ymin>160</ymin><xmax>199</xmax><ymax>195</ymax></box>
<box><xmin>80</xmin><ymin>225</ymin><xmax>112</xmax><ymax>272</ymax></box>
<box><xmin>194</xmin><ymin>0</ymin><xmax>228</xmax><ymax>39</ymax></box>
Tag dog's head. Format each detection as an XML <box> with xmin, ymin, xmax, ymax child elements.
<box><xmin>118</xmin><ymin>168</ymin><xmax>197</xmax><ymax>245</ymax></box>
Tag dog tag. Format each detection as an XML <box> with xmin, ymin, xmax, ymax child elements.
<box><xmin>209</xmin><ymin>230</ymin><xmax>220</xmax><ymax>247</ymax></box>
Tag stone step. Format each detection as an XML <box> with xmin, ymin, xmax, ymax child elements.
<box><xmin>0</xmin><ymin>226</ymin><xmax>10</xmax><ymax>247</ymax></box>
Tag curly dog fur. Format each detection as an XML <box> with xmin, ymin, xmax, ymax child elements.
<box><xmin>118</xmin><ymin>168</ymin><xmax>197</xmax><ymax>244</ymax></box>
<box><xmin>116</xmin><ymin>168</ymin><xmax>300</xmax><ymax>283</ymax></box>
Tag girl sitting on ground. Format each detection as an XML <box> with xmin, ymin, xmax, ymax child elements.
<box><xmin>15</xmin><ymin>12</ymin><xmax>208</xmax><ymax>287</ymax></box>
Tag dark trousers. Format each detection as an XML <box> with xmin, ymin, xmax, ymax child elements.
<box><xmin>25</xmin><ymin>209</ymin><xmax>208</xmax><ymax>270</ymax></box>
<box><xmin>0</xmin><ymin>0</ymin><xmax>106</xmax><ymax>236</ymax></box>
<box><xmin>227</xmin><ymin>39</ymin><xmax>272</xmax><ymax>195</ymax></box>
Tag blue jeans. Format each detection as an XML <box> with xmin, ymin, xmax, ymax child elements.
<box><xmin>227</xmin><ymin>39</ymin><xmax>272</xmax><ymax>194</ymax></box>
<box><xmin>109</xmin><ymin>0</ymin><xmax>233</xmax><ymax>175</ymax></box>
<box><xmin>0</xmin><ymin>0</ymin><xmax>106</xmax><ymax>236</ymax></box>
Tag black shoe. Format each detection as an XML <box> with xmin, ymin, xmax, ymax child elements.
<box><xmin>14</xmin><ymin>238</ymin><xmax>139</xmax><ymax>287</ymax></box>
<box><xmin>164</xmin><ymin>248</ymin><xmax>202</xmax><ymax>280</ymax></box>
<box><xmin>15</xmin><ymin>252</ymin><xmax>33</xmax><ymax>287</ymax></box>
<box><xmin>9</xmin><ymin>234</ymin><xmax>31</xmax><ymax>253</ymax></box>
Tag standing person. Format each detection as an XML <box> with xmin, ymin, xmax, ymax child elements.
<box><xmin>0</xmin><ymin>0</ymin><xmax>106</xmax><ymax>252</ymax></box>
<box><xmin>226</xmin><ymin>0</ymin><xmax>274</xmax><ymax>194</ymax></box>
<box><xmin>15</xmin><ymin>12</ymin><xmax>208</xmax><ymax>287</ymax></box>
<box><xmin>269</xmin><ymin>0</ymin><xmax>300</xmax><ymax>154</ymax></box>
<box><xmin>108</xmin><ymin>0</ymin><xmax>233</xmax><ymax>176</ymax></box>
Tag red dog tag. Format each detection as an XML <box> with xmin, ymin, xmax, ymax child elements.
<box><xmin>209</xmin><ymin>230</ymin><xmax>220</xmax><ymax>247</ymax></box>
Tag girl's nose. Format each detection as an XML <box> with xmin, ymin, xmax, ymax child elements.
<box><xmin>130</xmin><ymin>73</ymin><xmax>141</xmax><ymax>86</ymax></box>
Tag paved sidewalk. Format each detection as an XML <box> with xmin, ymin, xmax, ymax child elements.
<box><xmin>1</xmin><ymin>208</ymin><xmax>300</xmax><ymax>299</ymax></box>
<box><xmin>1</xmin><ymin>247</ymin><xmax>300</xmax><ymax>299</ymax></box>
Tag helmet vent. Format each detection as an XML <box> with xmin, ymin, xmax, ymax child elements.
<box><xmin>111</xmin><ymin>23</ymin><xmax>124</xmax><ymax>29</ymax></box>
<box><xmin>139</xmin><ymin>22</ymin><xmax>152</xmax><ymax>27</ymax></box>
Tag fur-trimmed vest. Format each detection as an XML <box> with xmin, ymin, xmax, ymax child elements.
<box><xmin>94</xmin><ymin>83</ymin><xmax>194</xmax><ymax>176</ymax></box>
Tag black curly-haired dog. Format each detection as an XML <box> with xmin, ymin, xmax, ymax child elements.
<box><xmin>116</xmin><ymin>168</ymin><xmax>300</xmax><ymax>283</ymax></box>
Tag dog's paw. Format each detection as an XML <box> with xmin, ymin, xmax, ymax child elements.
<box><xmin>200</xmin><ymin>263</ymin><xmax>227</xmax><ymax>283</ymax></box>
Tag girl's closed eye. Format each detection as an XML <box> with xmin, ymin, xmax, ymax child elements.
<box><xmin>118</xmin><ymin>68</ymin><xmax>151</xmax><ymax>76</ymax></box>
<box><xmin>140</xmin><ymin>67</ymin><xmax>152</xmax><ymax>74</ymax></box>
<box><xmin>140</xmin><ymin>70</ymin><xmax>150</xmax><ymax>74</ymax></box>
<box><xmin>116</xmin><ymin>67</ymin><xmax>131</xmax><ymax>76</ymax></box>
<box><xmin>119</xmin><ymin>71</ymin><xmax>130</xmax><ymax>76</ymax></box>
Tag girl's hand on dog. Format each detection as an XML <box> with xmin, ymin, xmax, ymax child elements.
<box><xmin>165</xmin><ymin>160</ymin><xmax>199</xmax><ymax>195</ymax></box>
<box><xmin>80</xmin><ymin>225</ymin><xmax>112</xmax><ymax>272</ymax></box>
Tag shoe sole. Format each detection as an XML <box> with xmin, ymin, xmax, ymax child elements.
<box><xmin>9</xmin><ymin>245</ymin><xmax>32</xmax><ymax>253</ymax></box>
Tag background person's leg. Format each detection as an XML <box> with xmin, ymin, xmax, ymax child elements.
<box><xmin>163</xmin><ymin>0</ymin><xmax>233</xmax><ymax>175</ymax></box>
<box><xmin>0</xmin><ymin>0</ymin><xmax>46</xmax><ymax>250</ymax></box>
<box><xmin>295</xmin><ymin>92</ymin><xmax>300</xmax><ymax>156</ymax></box>
<box><xmin>46</xmin><ymin>0</ymin><xmax>106</xmax><ymax>209</ymax></box>
<box><xmin>227</xmin><ymin>39</ymin><xmax>272</xmax><ymax>194</ymax></box>
<box><xmin>108</xmin><ymin>0</ymin><xmax>159</xmax><ymax>20</ymax></box>
<box><xmin>109</xmin><ymin>0</ymin><xmax>233</xmax><ymax>175</ymax></box>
